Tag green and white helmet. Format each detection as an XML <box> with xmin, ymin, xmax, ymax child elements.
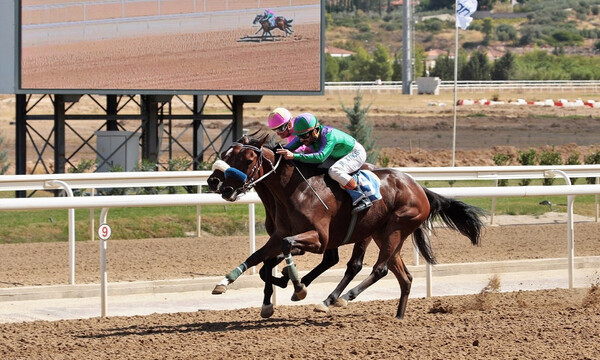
<box><xmin>292</xmin><ymin>113</ymin><xmax>319</xmax><ymax>135</ymax></box>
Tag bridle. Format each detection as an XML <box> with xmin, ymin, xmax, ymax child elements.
<box><xmin>222</xmin><ymin>143</ymin><xmax>282</xmax><ymax>195</ymax></box>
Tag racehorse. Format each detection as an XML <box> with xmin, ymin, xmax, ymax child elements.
<box><xmin>208</xmin><ymin>136</ymin><xmax>376</xmax><ymax>315</ymax></box>
<box><xmin>253</xmin><ymin>14</ymin><xmax>294</xmax><ymax>38</ymax></box>
<box><xmin>210</xmin><ymin>134</ymin><xmax>484</xmax><ymax>319</ymax></box>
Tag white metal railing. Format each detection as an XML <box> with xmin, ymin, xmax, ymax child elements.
<box><xmin>324</xmin><ymin>80</ymin><xmax>600</xmax><ymax>93</ymax></box>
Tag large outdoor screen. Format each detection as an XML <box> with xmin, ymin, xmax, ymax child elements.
<box><xmin>19</xmin><ymin>0</ymin><xmax>323</xmax><ymax>95</ymax></box>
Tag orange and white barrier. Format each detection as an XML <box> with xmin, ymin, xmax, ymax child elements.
<box><xmin>458</xmin><ymin>98</ymin><xmax>599</xmax><ymax>107</ymax></box>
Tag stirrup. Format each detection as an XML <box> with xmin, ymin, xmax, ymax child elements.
<box><xmin>351</xmin><ymin>197</ymin><xmax>372</xmax><ymax>214</ymax></box>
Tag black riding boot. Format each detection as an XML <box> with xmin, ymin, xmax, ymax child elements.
<box><xmin>346</xmin><ymin>187</ymin><xmax>373</xmax><ymax>214</ymax></box>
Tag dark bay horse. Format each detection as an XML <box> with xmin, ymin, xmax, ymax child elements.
<box><xmin>253</xmin><ymin>14</ymin><xmax>294</xmax><ymax>38</ymax></box>
<box><xmin>207</xmin><ymin>138</ymin><xmax>375</xmax><ymax>318</ymax></box>
<box><xmin>210</xmin><ymin>135</ymin><xmax>484</xmax><ymax>319</ymax></box>
<box><xmin>208</xmin><ymin>138</ymin><xmax>375</xmax><ymax>316</ymax></box>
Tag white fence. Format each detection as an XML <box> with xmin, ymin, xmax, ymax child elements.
<box><xmin>1</xmin><ymin>165</ymin><xmax>600</xmax><ymax>317</ymax></box>
<box><xmin>324</xmin><ymin>80</ymin><xmax>600</xmax><ymax>94</ymax></box>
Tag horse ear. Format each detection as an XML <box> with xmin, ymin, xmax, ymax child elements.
<box><xmin>258</xmin><ymin>133</ymin><xmax>270</xmax><ymax>147</ymax></box>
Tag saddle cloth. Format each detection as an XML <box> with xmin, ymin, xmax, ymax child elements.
<box><xmin>353</xmin><ymin>170</ymin><xmax>382</xmax><ymax>203</ymax></box>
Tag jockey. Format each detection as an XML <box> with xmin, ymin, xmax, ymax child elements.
<box><xmin>263</xmin><ymin>9</ymin><xmax>276</xmax><ymax>27</ymax></box>
<box><xmin>267</xmin><ymin>107</ymin><xmax>295</xmax><ymax>143</ymax></box>
<box><xmin>267</xmin><ymin>107</ymin><xmax>310</xmax><ymax>153</ymax></box>
<box><xmin>276</xmin><ymin>113</ymin><xmax>373</xmax><ymax>214</ymax></box>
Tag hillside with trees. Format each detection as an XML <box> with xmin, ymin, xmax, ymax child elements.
<box><xmin>325</xmin><ymin>0</ymin><xmax>600</xmax><ymax>81</ymax></box>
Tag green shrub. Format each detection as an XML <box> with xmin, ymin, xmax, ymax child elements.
<box><xmin>565</xmin><ymin>151</ymin><xmax>581</xmax><ymax>184</ymax></box>
<box><xmin>539</xmin><ymin>147</ymin><xmax>563</xmax><ymax>185</ymax></box>
<box><xmin>517</xmin><ymin>149</ymin><xmax>538</xmax><ymax>186</ymax></box>
<box><xmin>493</xmin><ymin>152</ymin><xmax>511</xmax><ymax>186</ymax></box>
<box><xmin>0</xmin><ymin>135</ymin><xmax>9</xmax><ymax>175</ymax></box>
<box><xmin>584</xmin><ymin>150</ymin><xmax>600</xmax><ymax>184</ymax></box>
<box><xmin>68</xmin><ymin>159</ymin><xmax>95</xmax><ymax>173</ymax></box>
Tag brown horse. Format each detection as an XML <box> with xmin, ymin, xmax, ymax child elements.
<box><xmin>211</xmin><ymin>135</ymin><xmax>484</xmax><ymax>318</ymax></box>
<box><xmin>253</xmin><ymin>14</ymin><xmax>294</xmax><ymax>38</ymax></box>
<box><xmin>208</xmin><ymin>137</ymin><xmax>375</xmax><ymax>315</ymax></box>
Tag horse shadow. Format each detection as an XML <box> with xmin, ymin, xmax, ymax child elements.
<box><xmin>75</xmin><ymin>317</ymin><xmax>333</xmax><ymax>339</ymax></box>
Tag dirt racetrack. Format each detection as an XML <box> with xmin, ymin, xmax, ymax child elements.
<box><xmin>1</xmin><ymin>217</ymin><xmax>600</xmax><ymax>359</ymax></box>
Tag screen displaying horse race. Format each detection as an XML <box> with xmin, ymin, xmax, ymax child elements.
<box><xmin>19</xmin><ymin>0</ymin><xmax>323</xmax><ymax>94</ymax></box>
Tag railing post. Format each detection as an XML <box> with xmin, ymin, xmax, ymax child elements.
<box><xmin>545</xmin><ymin>170</ymin><xmax>574</xmax><ymax>289</ymax></box>
<box><xmin>425</xmin><ymin>228</ymin><xmax>432</xmax><ymax>298</ymax></box>
<box><xmin>249</xmin><ymin>203</ymin><xmax>256</xmax><ymax>275</ymax></box>
<box><xmin>44</xmin><ymin>180</ymin><xmax>76</xmax><ymax>285</ymax></box>
<box><xmin>90</xmin><ymin>188</ymin><xmax>95</xmax><ymax>241</ymax></box>
<box><xmin>490</xmin><ymin>178</ymin><xmax>498</xmax><ymax>225</ymax></box>
<box><xmin>100</xmin><ymin>208</ymin><xmax>110</xmax><ymax>318</ymax></box>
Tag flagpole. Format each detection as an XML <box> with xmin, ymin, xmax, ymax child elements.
<box><xmin>452</xmin><ymin>0</ymin><xmax>459</xmax><ymax>167</ymax></box>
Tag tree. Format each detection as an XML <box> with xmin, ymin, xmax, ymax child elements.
<box><xmin>482</xmin><ymin>18</ymin><xmax>494</xmax><ymax>46</ymax></box>
<box><xmin>491</xmin><ymin>51</ymin><xmax>516</xmax><ymax>80</ymax></box>
<box><xmin>347</xmin><ymin>46</ymin><xmax>371</xmax><ymax>81</ymax></box>
<box><xmin>0</xmin><ymin>135</ymin><xmax>9</xmax><ymax>175</ymax></box>
<box><xmin>430</xmin><ymin>53</ymin><xmax>453</xmax><ymax>80</ymax></box>
<box><xmin>461</xmin><ymin>50</ymin><xmax>491</xmax><ymax>80</ymax></box>
<box><xmin>391</xmin><ymin>53</ymin><xmax>402</xmax><ymax>81</ymax></box>
<box><xmin>341</xmin><ymin>91</ymin><xmax>378</xmax><ymax>163</ymax></box>
<box><xmin>369</xmin><ymin>44</ymin><xmax>393</xmax><ymax>81</ymax></box>
<box><xmin>325</xmin><ymin>53</ymin><xmax>340</xmax><ymax>82</ymax></box>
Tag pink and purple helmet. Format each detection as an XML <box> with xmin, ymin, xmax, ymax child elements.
<box><xmin>267</xmin><ymin>107</ymin><xmax>293</xmax><ymax>130</ymax></box>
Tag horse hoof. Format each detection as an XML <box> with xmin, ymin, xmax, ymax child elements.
<box><xmin>291</xmin><ymin>284</ymin><xmax>307</xmax><ymax>301</ymax></box>
<box><xmin>333</xmin><ymin>298</ymin><xmax>348</xmax><ymax>307</ymax></box>
<box><xmin>313</xmin><ymin>303</ymin><xmax>330</xmax><ymax>313</ymax></box>
<box><xmin>261</xmin><ymin>304</ymin><xmax>274</xmax><ymax>318</ymax></box>
<box><xmin>212</xmin><ymin>284</ymin><xmax>227</xmax><ymax>295</ymax></box>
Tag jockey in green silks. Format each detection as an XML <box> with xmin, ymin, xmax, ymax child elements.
<box><xmin>276</xmin><ymin>112</ymin><xmax>373</xmax><ymax>214</ymax></box>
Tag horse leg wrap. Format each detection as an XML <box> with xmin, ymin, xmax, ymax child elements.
<box><xmin>226</xmin><ymin>262</ymin><xmax>248</xmax><ymax>282</ymax></box>
<box><xmin>284</xmin><ymin>254</ymin><xmax>299</xmax><ymax>282</ymax></box>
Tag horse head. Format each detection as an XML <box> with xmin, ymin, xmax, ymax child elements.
<box><xmin>216</xmin><ymin>135</ymin><xmax>279</xmax><ymax>201</ymax></box>
<box><xmin>252</xmin><ymin>14</ymin><xmax>263</xmax><ymax>25</ymax></box>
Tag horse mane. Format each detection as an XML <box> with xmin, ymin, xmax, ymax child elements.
<box><xmin>243</xmin><ymin>132</ymin><xmax>280</xmax><ymax>150</ymax></box>
<box><xmin>243</xmin><ymin>133</ymin><xmax>330</xmax><ymax>177</ymax></box>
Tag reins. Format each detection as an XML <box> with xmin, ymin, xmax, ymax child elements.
<box><xmin>228</xmin><ymin>142</ymin><xmax>329</xmax><ymax>210</ymax></box>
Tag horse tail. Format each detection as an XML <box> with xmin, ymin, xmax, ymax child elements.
<box><xmin>412</xmin><ymin>226</ymin><xmax>436</xmax><ymax>265</ymax></box>
<box><xmin>422</xmin><ymin>186</ymin><xmax>485</xmax><ymax>247</ymax></box>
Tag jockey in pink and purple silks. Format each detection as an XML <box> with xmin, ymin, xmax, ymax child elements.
<box><xmin>267</xmin><ymin>107</ymin><xmax>310</xmax><ymax>153</ymax></box>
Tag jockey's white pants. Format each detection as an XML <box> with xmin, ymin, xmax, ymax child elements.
<box><xmin>328</xmin><ymin>142</ymin><xmax>367</xmax><ymax>187</ymax></box>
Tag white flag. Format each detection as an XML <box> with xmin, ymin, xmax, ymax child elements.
<box><xmin>456</xmin><ymin>0</ymin><xmax>478</xmax><ymax>30</ymax></box>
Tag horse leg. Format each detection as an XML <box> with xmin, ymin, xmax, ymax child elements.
<box><xmin>299</xmin><ymin>249</ymin><xmax>339</xmax><ymax>287</ymax></box>
<box><xmin>212</xmin><ymin>237</ymin><xmax>281</xmax><ymax>294</ymax></box>
<box><xmin>281</xmin><ymin>230</ymin><xmax>324</xmax><ymax>301</ymax></box>
<box><xmin>387</xmin><ymin>253</ymin><xmax>413</xmax><ymax>319</ymax></box>
<box><xmin>260</xmin><ymin>247</ymin><xmax>304</xmax><ymax>289</ymax></box>
<box><xmin>260</xmin><ymin>257</ymin><xmax>278</xmax><ymax>318</ymax></box>
<box><xmin>286</xmin><ymin>248</ymin><xmax>339</xmax><ymax>302</ymax></box>
<box><xmin>336</xmin><ymin>231</ymin><xmax>402</xmax><ymax>306</ymax></box>
<box><xmin>259</xmin><ymin>254</ymin><xmax>287</xmax><ymax>288</ymax></box>
<box><xmin>314</xmin><ymin>238</ymin><xmax>371</xmax><ymax>313</ymax></box>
